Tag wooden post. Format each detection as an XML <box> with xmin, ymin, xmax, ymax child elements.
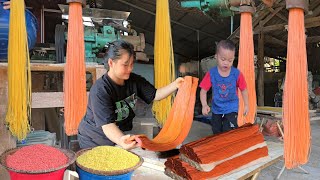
<box><xmin>257</xmin><ymin>32</ymin><xmax>265</xmax><ymax>106</ymax></box>
<box><xmin>0</xmin><ymin>69</ymin><xmax>16</xmax><ymax>179</ymax></box>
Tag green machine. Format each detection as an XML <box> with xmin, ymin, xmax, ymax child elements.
<box><xmin>54</xmin><ymin>4</ymin><xmax>148</xmax><ymax>64</ymax></box>
<box><xmin>179</xmin><ymin>0</ymin><xmax>256</xmax><ymax>17</ymax></box>
<box><xmin>83</xmin><ymin>26</ymin><xmax>117</xmax><ymax>63</ymax></box>
<box><xmin>178</xmin><ymin>0</ymin><xmax>256</xmax><ymax>36</ymax></box>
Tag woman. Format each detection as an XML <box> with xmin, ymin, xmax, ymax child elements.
<box><xmin>78</xmin><ymin>40</ymin><xmax>184</xmax><ymax>150</ymax></box>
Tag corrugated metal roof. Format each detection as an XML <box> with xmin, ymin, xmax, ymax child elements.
<box><xmin>25</xmin><ymin>0</ymin><xmax>320</xmax><ymax>60</ymax></box>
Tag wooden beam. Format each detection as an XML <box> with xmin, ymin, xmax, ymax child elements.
<box><xmin>257</xmin><ymin>33</ymin><xmax>265</xmax><ymax>106</ymax></box>
<box><xmin>0</xmin><ymin>63</ymin><xmax>104</xmax><ymax>72</ymax></box>
<box><xmin>271</xmin><ymin>0</ymin><xmax>286</xmax><ymax>8</ymax></box>
<box><xmin>255</xmin><ymin>16</ymin><xmax>320</xmax><ymax>34</ymax></box>
<box><xmin>309</xmin><ymin>0</ymin><xmax>320</xmax><ymax>12</ymax></box>
<box><xmin>307</xmin><ymin>36</ymin><xmax>320</xmax><ymax>44</ymax></box>
<box><xmin>228</xmin><ymin>2</ymin><xmax>271</xmax><ymax>42</ymax></box>
<box><xmin>260</xmin><ymin>0</ymin><xmax>285</xmax><ymax>10</ymax></box>
<box><xmin>305</xmin><ymin>1</ymin><xmax>320</xmax><ymax>18</ymax></box>
<box><xmin>229</xmin><ymin>0</ymin><xmax>286</xmax><ymax>43</ymax></box>
<box><xmin>256</xmin><ymin>24</ymin><xmax>284</xmax><ymax>33</ymax></box>
<box><xmin>309</xmin><ymin>5</ymin><xmax>320</xmax><ymax>17</ymax></box>
<box><xmin>265</xmin><ymin>35</ymin><xmax>286</xmax><ymax>47</ymax></box>
<box><xmin>229</xmin><ymin>11</ymin><xmax>269</xmax><ymax>43</ymax></box>
<box><xmin>305</xmin><ymin>17</ymin><xmax>320</xmax><ymax>28</ymax></box>
<box><xmin>0</xmin><ymin>63</ymin><xmax>106</xmax><ymax>109</ymax></box>
<box><xmin>263</xmin><ymin>46</ymin><xmax>286</xmax><ymax>58</ymax></box>
<box><xmin>0</xmin><ymin>63</ymin><xmax>106</xmax><ymax>84</ymax></box>
<box><xmin>31</xmin><ymin>92</ymin><xmax>90</xmax><ymax>108</ymax></box>
<box><xmin>32</xmin><ymin>92</ymin><xmax>64</xmax><ymax>108</ymax></box>
<box><xmin>261</xmin><ymin>7</ymin><xmax>284</xmax><ymax>26</ymax></box>
<box><xmin>275</xmin><ymin>12</ymin><xmax>288</xmax><ymax>22</ymax></box>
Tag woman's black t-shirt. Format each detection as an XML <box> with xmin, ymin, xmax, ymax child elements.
<box><xmin>78</xmin><ymin>73</ymin><xmax>156</xmax><ymax>148</ymax></box>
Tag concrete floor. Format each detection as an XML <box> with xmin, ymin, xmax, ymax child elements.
<box><xmin>258</xmin><ymin>120</ymin><xmax>320</xmax><ymax>180</ymax></box>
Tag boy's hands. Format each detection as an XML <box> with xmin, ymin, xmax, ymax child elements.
<box><xmin>202</xmin><ymin>105</ymin><xmax>210</xmax><ymax>115</ymax></box>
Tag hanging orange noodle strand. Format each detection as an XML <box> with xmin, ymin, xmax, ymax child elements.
<box><xmin>237</xmin><ymin>11</ymin><xmax>256</xmax><ymax>126</ymax></box>
<box><xmin>283</xmin><ymin>7</ymin><xmax>311</xmax><ymax>169</ymax></box>
<box><xmin>64</xmin><ymin>2</ymin><xmax>87</xmax><ymax>135</ymax></box>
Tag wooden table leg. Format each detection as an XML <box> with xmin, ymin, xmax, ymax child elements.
<box><xmin>259</xmin><ymin>118</ymin><xmax>266</xmax><ymax>132</ymax></box>
<box><xmin>251</xmin><ymin>171</ymin><xmax>260</xmax><ymax>180</ymax></box>
<box><xmin>276</xmin><ymin>121</ymin><xmax>284</xmax><ymax>139</ymax></box>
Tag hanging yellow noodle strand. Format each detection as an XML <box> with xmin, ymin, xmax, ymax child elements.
<box><xmin>152</xmin><ymin>0</ymin><xmax>176</xmax><ymax>125</ymax></box>
<box><xmin>6</xmin><ymin>0</ymin><xmax>32</xmax><ymax>141</ymax></box>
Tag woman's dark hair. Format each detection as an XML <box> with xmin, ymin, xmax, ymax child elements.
<box><xmin>104</xmin><ymin>40</ymin><xmax>135</xmax><ymax>69</ymax></box>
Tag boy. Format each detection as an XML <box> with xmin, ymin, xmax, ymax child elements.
<box><xmin>199</xmin><ymin>40</ymin><xmax>249</xmax><ymax>134</ymax></box>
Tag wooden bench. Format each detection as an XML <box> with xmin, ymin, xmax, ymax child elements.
<box><xmin>257</xmin><ymin>106</ymin><xmax>320</xmax><ymax>139</ymax></box>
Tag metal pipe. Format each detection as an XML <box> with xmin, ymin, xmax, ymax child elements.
<box><xmin>230</xmin><ymin>15</ymin><xmax>234</xmax><ymax>34</ymax></box>
<box><xmin>41</xmin><ymin>5</ymin><xmax>44</xmax><ymax>43</ymax></box>
<box><xmin>179</xmin><ymin>0</ymin><xmax>253</xmax><ymax>9</ymax></box>
<box><xmin>180</xmin><ymin>0</ymin><xmax>231</xmax><ymax>10</ymax></box>
<box><xmin>43</xmin><ymin>8</ymin><xmax>61</xmax><ymax>13</ymax></box>
<box><xmin>206</xmin><ymin>0</ymin><xmax>229</xmax><ymax>9</ymax></box>
<box><xmin>180</xmin><ymin>0</ymin><xmax>253</xmax><ymax>17</ymax></box>
<box><xmin>180</xmin><ymin>0</ymin><xmax>203</xmax><ymax>9</ymax></box>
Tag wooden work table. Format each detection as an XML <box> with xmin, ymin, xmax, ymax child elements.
<box><xmin>257</xmin><ymin>106</ymin><xmax>320</xmax><ymax>120</ymax></box>
<box><xmin>62</xmin><ymin>140</ymin><xmax>283</xmax><ymax>180</ymax></box>
<box><xmin>131</xmin><ymin>140</ymin><xmax>283</xmax><ymax>180</ymax></box>
<box><xmin>0</xmin><ymin>62</ymin><xmax>106</xmax><ymax>108</ymax></box>
<box><xmin>0</xmin><ymin>62</ymin><xmax>106</xmax><ymax>84</ymax></box>
<box><xmin>257</xmin><ymin>106</ymin><xmax>320</xmax><ymax>138</ymax></box>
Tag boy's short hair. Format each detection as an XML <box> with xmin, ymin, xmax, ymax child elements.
<box><xmin>216</xmin><ymin>40</ymin><xmax>235</xmax><ymax>54</ymax></box>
